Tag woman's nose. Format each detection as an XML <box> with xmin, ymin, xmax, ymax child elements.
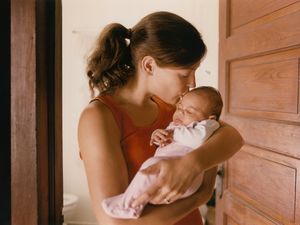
<box><xmin>187</xmin><ymin>74</ymin><xmax>196</xmax><ymax>88</ymax></box>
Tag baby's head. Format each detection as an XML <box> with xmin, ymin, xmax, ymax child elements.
<box><xmin>172</xmin><ymin>86</ymin><xmax>223</xmax><ymax>126</ymax></box>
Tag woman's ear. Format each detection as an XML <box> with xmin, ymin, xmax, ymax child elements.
<box><xmin>141</xmin><ymin>55</ymin><xmax>156</xmax><ymax>75</ymax></box>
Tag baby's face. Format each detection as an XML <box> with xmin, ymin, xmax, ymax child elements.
<box><xmin>172</xmin><ymin>91</ymin><xmax>210</xmax><ymax>126</ymax></box>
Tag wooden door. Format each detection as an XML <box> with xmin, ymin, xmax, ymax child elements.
<box><xmin>217</xmin><ymin>0</ymin><xmax>300</xmax><ymax>224</ymax></box>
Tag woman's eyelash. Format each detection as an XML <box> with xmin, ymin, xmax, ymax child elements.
<box><xmin>179</xmin><ymin>73</ymin><xmax>189</xmax><ymax>77</ymax></box>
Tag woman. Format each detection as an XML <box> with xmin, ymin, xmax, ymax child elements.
<box><xmin>78</xmin><ymin>11</ymin><xmax>243</xmax><ymax>225</ymax></box>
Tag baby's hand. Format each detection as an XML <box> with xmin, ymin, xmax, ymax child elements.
<box><xmin>150</xmin><ymin>129</ymin><xmax>173</xmax><ymax>147</ymax></box>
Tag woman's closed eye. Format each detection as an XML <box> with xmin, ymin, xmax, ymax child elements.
<box><xmin>178</xmin><ymin>73</ymin><xmax>190</xmax><ymax>78</ymax></box>
<box><xmin>176</xmin><ymin>102</ymin><xmax>183</xmax><ymax>109</ymax></box>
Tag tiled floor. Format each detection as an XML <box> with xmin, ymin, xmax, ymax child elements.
<box><xmin>200</xmin><ymin>205</ymin><xmax>215</xmax><ymax>225</ymax></box>
<box><xmin>205</xmin><ymin>206</ymin><xmax>215</xmax><ymax>225</ymax></box>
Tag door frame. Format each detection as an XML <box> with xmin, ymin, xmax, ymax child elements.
<box><xmin>11</xmin><ymin>0</ymin><xmax>63</xmax><ymax>224</ymax></box>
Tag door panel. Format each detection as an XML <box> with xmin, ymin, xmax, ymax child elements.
<box><xmin>225</xmin><ymin>116</ymin><xmax>300</xmax><ymax>160</ymax></box>
<box><xmin>230</xmin><ymin>0</ymin><xmax>298</xmax><ymax>29</ymax></box>
<box><xmin>217</xmin><ymin>0</ymin><xmax>300</xmax><ymax>224</ymax></box>
<box><xmin>227</xmin><ymin>146</ymin><xmax>300</xmax><ymax>222</ymax></box>
<box><xmin>224</xmin><ymin>192</ymin><xmax>283</xmax><ymax>225</ymax></box>
<box><xmin>229</xmin><ymin>49</ymin><xmax>300</xmax><ymax>119</ymax></box>
<box><xmin>226</xmin><ymin>2</ymin><xmax>300</xmax><ymax>59</ymax></box>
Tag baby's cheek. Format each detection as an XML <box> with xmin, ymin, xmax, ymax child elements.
<box><xmin>184</xmin><ymin>116</ymin><xmax>195</xmax><ymax>124</ymax></box>
<box><xmin>172</xmin><ymin>112</ymin><xmax>179</xmax><ymax>121</ymax></box>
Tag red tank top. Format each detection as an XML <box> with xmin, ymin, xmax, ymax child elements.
<box><xmin>91</xmin><ymin>95</ymin><xmax>203</xmax><ymax>225</ymax></box>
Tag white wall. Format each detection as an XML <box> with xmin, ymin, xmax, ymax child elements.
<box><xmin>62</xmin><ymin>0</ymin><xmax>219</xmax><ymax>223</ymax></box>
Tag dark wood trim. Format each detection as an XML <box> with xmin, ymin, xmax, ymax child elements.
<box><xmin>52</xmin><ymin>1</ymin><xmax>63</xmax><ymax>224</ymax></box>
<box><xmin>216</xmin><ymin>0</ymin><xmax>228</xmax><ymax>224</ymax></box>
<box><xmin>11</xmin><ymin>0</ymin><xmax>39</xmax><ymax>223</ymax></box>
<box><xmin>11</xmin><ymin>0</ymin><xmax>62</xmax><ymax>224</ymax></box>
<box><xmin>0</xmin><ymin>0</ymin><xmax>11</xmax><ymax>224</ymax></box>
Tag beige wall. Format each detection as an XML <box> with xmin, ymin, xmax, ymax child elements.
<box><xmin>62</xmin><ymin>0</ymin><xmax>219</xmax><ymax>223</ymax></box>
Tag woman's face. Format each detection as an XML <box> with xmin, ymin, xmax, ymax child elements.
<box><xmin>150</xmin><ymin>62</ymin><xmax>200</xmax><ymax>104</ymax></box>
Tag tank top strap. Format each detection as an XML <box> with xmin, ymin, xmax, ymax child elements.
<box><xmin>90</xmin><ymin>95</ymin><xmax>123</xmax><ymax>129</ymax></box>
<box><xmin>90</xmin><ymin>95</ymin><xmax>137</xmax><ymax>140</ymax></box>
<box><xmin>79</xmin><ymin>95</ymin><xmax>125</xmax><ymax>160</ymax></box>
<box><xmin>151</xmin><ymin>95</ymin><xmax>175</xmax><ymax>112</ymax></box>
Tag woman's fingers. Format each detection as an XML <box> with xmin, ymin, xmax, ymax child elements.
<box><xmin>132</xmin><ymin>159</ymin><xmax>181</xmax><ymax>206</ymax></box>
<box><xmin>132</xmin><ymin>157</ymin><xmax>201</xmax><ymax>207</ymax></box>
<box><xmin>131</xmin><ymin>163</ymin><xmax>162</xmax><ymax>207</ymax></box>
<box><xmin>132</xmin><ymin>182</ymin><xmax>179</xmax><ymax>206</ymax></box>
<box><xmin>131</xmin><ymin>182</ymin><xmax>161</xmax><ymax>207</ymax></box>
<box><xmin>149</xmin><ymin>186</ymin><xmax>171</xmax><ymax>204</ymax></box>
<box><xmin>150</xmin><ymin>189</ymin><xmax>181</xmax><ymax>205</ymax></box>
<box><xmin>163</xmin><ymin>190</ymin><xmax>183</xmax><ymax>204</ymax></box>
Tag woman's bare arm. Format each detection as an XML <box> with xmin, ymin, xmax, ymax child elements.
<box><xmin>187</xmin><ymin>120</ymin><xmax>244</xmax><ymax>172</ymax></box>
<box><xmin>78</xmin><ymin>101</ymin><xmax>216</xmax><ymax>225</ymax></box>
<box><xmin>78</xmin><ymin>101</ymin><xmax>129</xmax><ymax>224</ymax></box>
<box><xmin>132</xmin><ymin>122</ymin><xmax>243</xmax><ymax>205</ymax></box>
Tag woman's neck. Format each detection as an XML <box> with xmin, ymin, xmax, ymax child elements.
<box><xmin>114</xmin><ymin>74</ymin><xmax>152</xmax><ymax>107</ymax></box>
<box><xmin>111</xmin><ymin>71</ymin><xmax>161</xmax><ymax>127</ymax></box>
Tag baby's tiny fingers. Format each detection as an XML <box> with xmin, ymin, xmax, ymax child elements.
<box><xmin>153</xmin><ymin>141</ymin><xmax>160</xmax><ymax>146</ymax></box>
<box><xmin>160</xmin><ymin>130</ymin><xmax>169</xmax><ymax>135</ymax></box>
<box><xmin>156</xmin><ymin>133</ymin><xmax>168</xmax><ymax>141</ymax></box>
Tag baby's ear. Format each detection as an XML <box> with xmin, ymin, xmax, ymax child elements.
<box><xmin>208</xmin><ymin>115</ymin><xmax>217</xmax><ymax>120</ymax></box>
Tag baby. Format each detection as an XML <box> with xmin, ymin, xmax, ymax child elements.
<box><xmin>101</xmin><ymin>86</ymin><xmax>223</xmax><ymax>219</ymax></box>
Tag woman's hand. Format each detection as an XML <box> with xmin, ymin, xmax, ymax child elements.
<box><xmin>133</xmin><ymin>121</ymin><xmax>243</xmax><ymax>208</ymax></box>
<box><xmin>131</xmin><ymin>154</ymin><xmax>200</xmax><ymax>207</ymax></box>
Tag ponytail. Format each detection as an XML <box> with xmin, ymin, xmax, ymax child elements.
<box><xmin>86</xmin><ymin>23</ymin><xmax>134</xmax><ymax>96</ymax></box>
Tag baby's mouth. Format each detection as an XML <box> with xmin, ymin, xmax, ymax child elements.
<box><xmin>173</xmin><ymin>119</ymin><xmax>182</xmax><ymax>125</ymax></box>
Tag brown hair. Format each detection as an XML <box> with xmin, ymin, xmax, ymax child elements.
<box><xmin>86</xmin><ymin>11</ymin><xmax>207</xmax><ymax>96</ymax></box>
<box><xmin>191</xmin><ymin>86</ymin><xmax>223</xmax><ymax>121</ymax></box>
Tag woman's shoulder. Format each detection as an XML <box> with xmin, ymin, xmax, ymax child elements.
<box><xmin>80</xmin><ymin>98</ymin><xmax>114</xmax><ymax>122</ymax></box>
<box><xmin>78</xmin><ymin>98</ymin><xmax>120</xmax><ymax>136</ymax></box>
<box><xmin>78</xmin><ymin>99</ymin><xmax>121</xmax><ymax>156</ymax></box>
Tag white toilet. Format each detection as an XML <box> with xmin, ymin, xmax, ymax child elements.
<box><xmin>63</xmin><ymin>193</ymin><xmax>79</xmax><ymax>223</ymax></box>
